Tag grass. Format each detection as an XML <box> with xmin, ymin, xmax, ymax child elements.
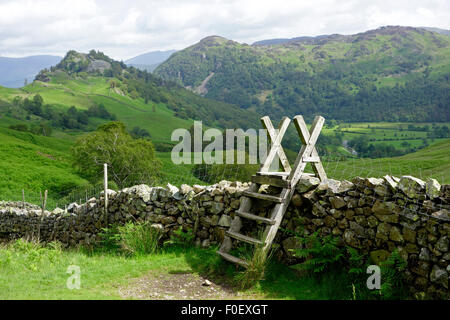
<box><xmin>0</xmin><ymin>239</ymin><xmax>365</xmax><ymax>300</ymax></box>
<box><xmin>0</xmin><ymin>126</ymin><xmax>89</xmax><ymax>207</ymax></box>
<box><xmin>1</xmin><ymin>76</ymin><xmax>194</xmax><ymax>143</ymax></box>
<box><xmin>323</xmin><ymin>138</ymin><xmax>450</xmax><ymax>184</ymax></box>
<box><xmin>323</xmin><ymin>121</ymin><xmax>450</xmax><ymax>152</ymax></box>
<box><xmin>0</xmin><ymin>240</ymin><xmax>207</xmax><ymax>299</ymax></box>
<box><xmin>0</xmin><ymin>119</ymin><xmax>448</xmax><ymax>213</ymax></box>
<box><xmin>114</xmin><ymin>222</ymin><xmax>164</xmax><ymax>256</ymax></box>
<box><xmin>234</xmin><ymin>245</ymin><xmax>271</xmax><ymax>289</ymax></box>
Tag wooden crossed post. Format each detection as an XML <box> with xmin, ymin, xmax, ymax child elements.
<box><xmin>259</xmin><ymin>116</ymin><xmax>291</xmax><ymax>173</ymax></box>
<box><xmin>217</xmin><ymin>114</ymin><xmax>328</xmax><ymax>268</ymax></box>
<box><xmin>289</xmin><ymin>115</ymin><xmax>327</xmax><ymax>186</ymax></box>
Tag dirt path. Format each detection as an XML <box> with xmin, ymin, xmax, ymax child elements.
<box><xmin>118</xmin><ymin>271</ymin><xmax>260</xmax><ymax>300</ymax></box>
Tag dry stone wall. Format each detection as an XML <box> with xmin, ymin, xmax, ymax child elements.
<box><xmin>0</xmin><ymin>175</ymin><xmax>448</xmax><ymax>298</ymax></box>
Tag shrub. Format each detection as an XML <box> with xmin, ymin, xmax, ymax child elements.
<box><xmin>4</xmin><ymin>239</ymin><xmax>63</xmax><ymax>271</ymax></box>
<box><xmin>117</xmin><ymin>222</ymin><xmax>163</xmax><ymax>256</ymax></box>
<box><xmin>71</xmin><ymin>121</ymin><xmax>161</xmax><ymax>188</ymax></box>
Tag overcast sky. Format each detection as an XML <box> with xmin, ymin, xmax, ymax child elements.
<box><xmin>0</xmin><ymin>0</ymin><xmax>449</xmax><ymax>60</ymax></box>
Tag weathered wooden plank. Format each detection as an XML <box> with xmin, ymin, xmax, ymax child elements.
<box><xmin>256</xmin><ymin>171</ymin><xmax>290</xmax><ymax>176</ymax></box>
<box><xmin>236</xmin><ymin>210</ymin><xmax>276</xmax><ymax>224</ymax></box>
<box><xmin>260</xmin><ymin>116</ymin><xmax>291</xmax><ymax>173</ymax></box>
<box><xmin>251</xmin><ymin>175</ymin><xmax>290</xmax><ymax>188</ymax></box>
<box><xmin>226</xmin><ymin>230</ymin><xmax>264</xmax><ymax>245</ymax></box>
<box><xmin>243</xmin><ymin>191</ymin><xmax>283</xmax><ymax>203</ymax></box>
<box><xmin>290</xmin><ymin>115</ymin><xmax>327</xmax><ymax>184</ymax></box>
<box><xmin>311</xmin><ymin>152</ymin><xmax>327</xmax><ymax>181</ymax></box>
<box><xmin>220</xmin><ymin>182</ymin><xmax>259</xmax><ymax>253</ymax></box>
<box><xmin>261</xmin><ymin>188</ymin><xmax>294</xmax><ymax>253</ymax></box>
<box><xmin>294</xmin><ymin>115</ymin><xmax>324</xmax><ymax>159</ymax></box>
<box><xmin>217</xmin><ymin>251</ymin><xmax>249</xmax><ymax>268</ymax></box>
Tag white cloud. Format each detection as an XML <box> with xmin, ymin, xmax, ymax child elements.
<box><xmin>0</xmin><ymin>0</ymin><xmax>448</xmax><ymax>59</ymax></box>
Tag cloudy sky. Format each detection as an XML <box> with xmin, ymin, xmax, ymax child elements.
<box><xmin>0</xmin><ymin>0</ymin><xmax>449</xmax><ymax>60</ymax></box>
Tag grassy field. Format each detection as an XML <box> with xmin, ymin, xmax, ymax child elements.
<box><xmin>0</xmin><ymin>126</ymin><xmax>89</xmax><ymax>207</ymax></box>
<box><xmin>322</xmin><ymin>138</ymin><xmax>450</xmax><ymax>184</ymax></box>
<box><xmin>0</xmin><ymin>121</ymin><xmax>448</xmax><ymax>209</ymax></box>
<box><xmin>322</xmin><ymin>121</ymin><xmax>449</xmax><ymax>153</ymax></box>
<box><xmin>0</xmin><ymin>239</ymin><xmax>373</xmax><ymax>300</ymax></box>
<box><xmin>156</xmin><ymin>137</ymin><xmax>450</xmax><ymax>186</ymax></box>
<box><xmin>0</xmin><ymin>77</ymin><xmax>194</xmax><ymax>143</ymax></box>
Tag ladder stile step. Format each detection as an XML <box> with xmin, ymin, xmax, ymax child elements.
<box><xmin>251</xmin><ymin>175</ymin><xmax>291</xmax><ymax>188</ymax></box>
<box><xmin>216</xmin><ymin>251</ymin><xmax>249</xmax><ymax>268</ymax></box>
<box><xmin>226</xmin><ymin>230</ymin><xmax>264</xmax><ymax>245</ymax></box>
<box><xmin>243</xmin><ymin>191</ymin><xmax>283</xmax><ymax>203</ymax></box>
<box><xmin>256</xmin><ymin>171</ymin><xmax>290</xmax><ymax>177</ymax></box>
<box><xmin>236</xmin><ymin>210</ymin><xmax>276</xmax><ymax>225</ymax></box>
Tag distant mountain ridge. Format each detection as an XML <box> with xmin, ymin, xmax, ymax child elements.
<box><xmin>253</xmin><ymin>27</ymin><xmax>450</xmax><ymax>46</ymax></box>
<box><xmin>155</xmin><ymin>26</ymin><xmax>450</xmax><ymax>122</ymax></box>
<box><xmin>0</xmin><ymin>55</ymin><xmax>62</xmax><ymax>88</ymax></box>
<box><xmin>253</xmin><ymin>34</ymin><xmax>330</xmax><ymax>46</ymax></box>
<box><xmin>125</xmin><ymin>50</ymin><xmax>176</xmax><ymax>72</ymax></box>
<box><xmin>421</xmin><ymin>27</ymin><xmax>450</xmax><ymax>36</ymax></box>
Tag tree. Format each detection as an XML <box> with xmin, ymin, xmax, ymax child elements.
<box><xmin>71</xmin><ymin>121</ymin><xmax>161</xmax><ymax>188</ymax></box>
<box><xmin>31</xmin><ymin>94</ymin><xmax>44</xmax><ymax>115</ymax></box>
<box><xmin>130</xmin><ymin>126</ymin><xmax>151</xmax><ymax>139</ymax></box>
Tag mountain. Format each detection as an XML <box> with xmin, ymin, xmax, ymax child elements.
<box><xmin>0</xmin><ymin>50</ymin><xmax>259</xmax><ymax>144</ymax></box>
<box><xmin>421</xmin><ymin>27</ymin><xmax>450</xmax><ymax>36</ymax></box>
<box><xmin>253</xmin><ymin>35</ymin><xmax>330</xmax><ymax>46</ymax></box>
<box><xmin>155</xmin><ymin>26</ymin><xmax>450</xmax><ymax>122</ymax></box>
<box><xmin>0</xmin><ymin>55</ymin><xmax>62</xmax><ymax>88</ymax></box>
<box><xmin>125</xmin><ymin>50</ymin><xmax>176</xmax><ymax>72</ymax></box>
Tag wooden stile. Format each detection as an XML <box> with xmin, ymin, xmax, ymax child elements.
<box><xmin>217</xmin><ymin>114</ymin><xmax>327</xmax><ymax>267</ymax></box>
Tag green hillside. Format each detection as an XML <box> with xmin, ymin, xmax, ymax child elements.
<box><xmin>0</xmin><ymin>50</ymin><xmax>261</xmax><ymax>205</ymax></box>
<box><xmin>155</xmin><ymin>26</ymin><xmax>450</xmax><ymax>122</ymax></box>
<box><xmin>0</xmin><ymin>126</ymin><xmax>88</xmax><ymax>206</ymax></box>
<box><xmin>323</xmin><ymin>138</ymin><xmax>450</xmax><ymax>184</ymax></box>
<box><xmin>0</xmin><ymin>52</ymin><xmax>260</xmax><ymax>144</ymax></box>
<box><xmin>0</xmin><ymin>77</ymin><xmax>193</xmax><ymax>143</ymax></box>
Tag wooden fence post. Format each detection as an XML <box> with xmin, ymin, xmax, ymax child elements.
<box><xmin>104</xmin><ymin>163</ymin><xmax>108</xmax><ymax>225</ymax></box>
<box><xmin>38</xmin><ymin>190</ymin><xmax>47</xmax><ymax>240</ymax></box>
